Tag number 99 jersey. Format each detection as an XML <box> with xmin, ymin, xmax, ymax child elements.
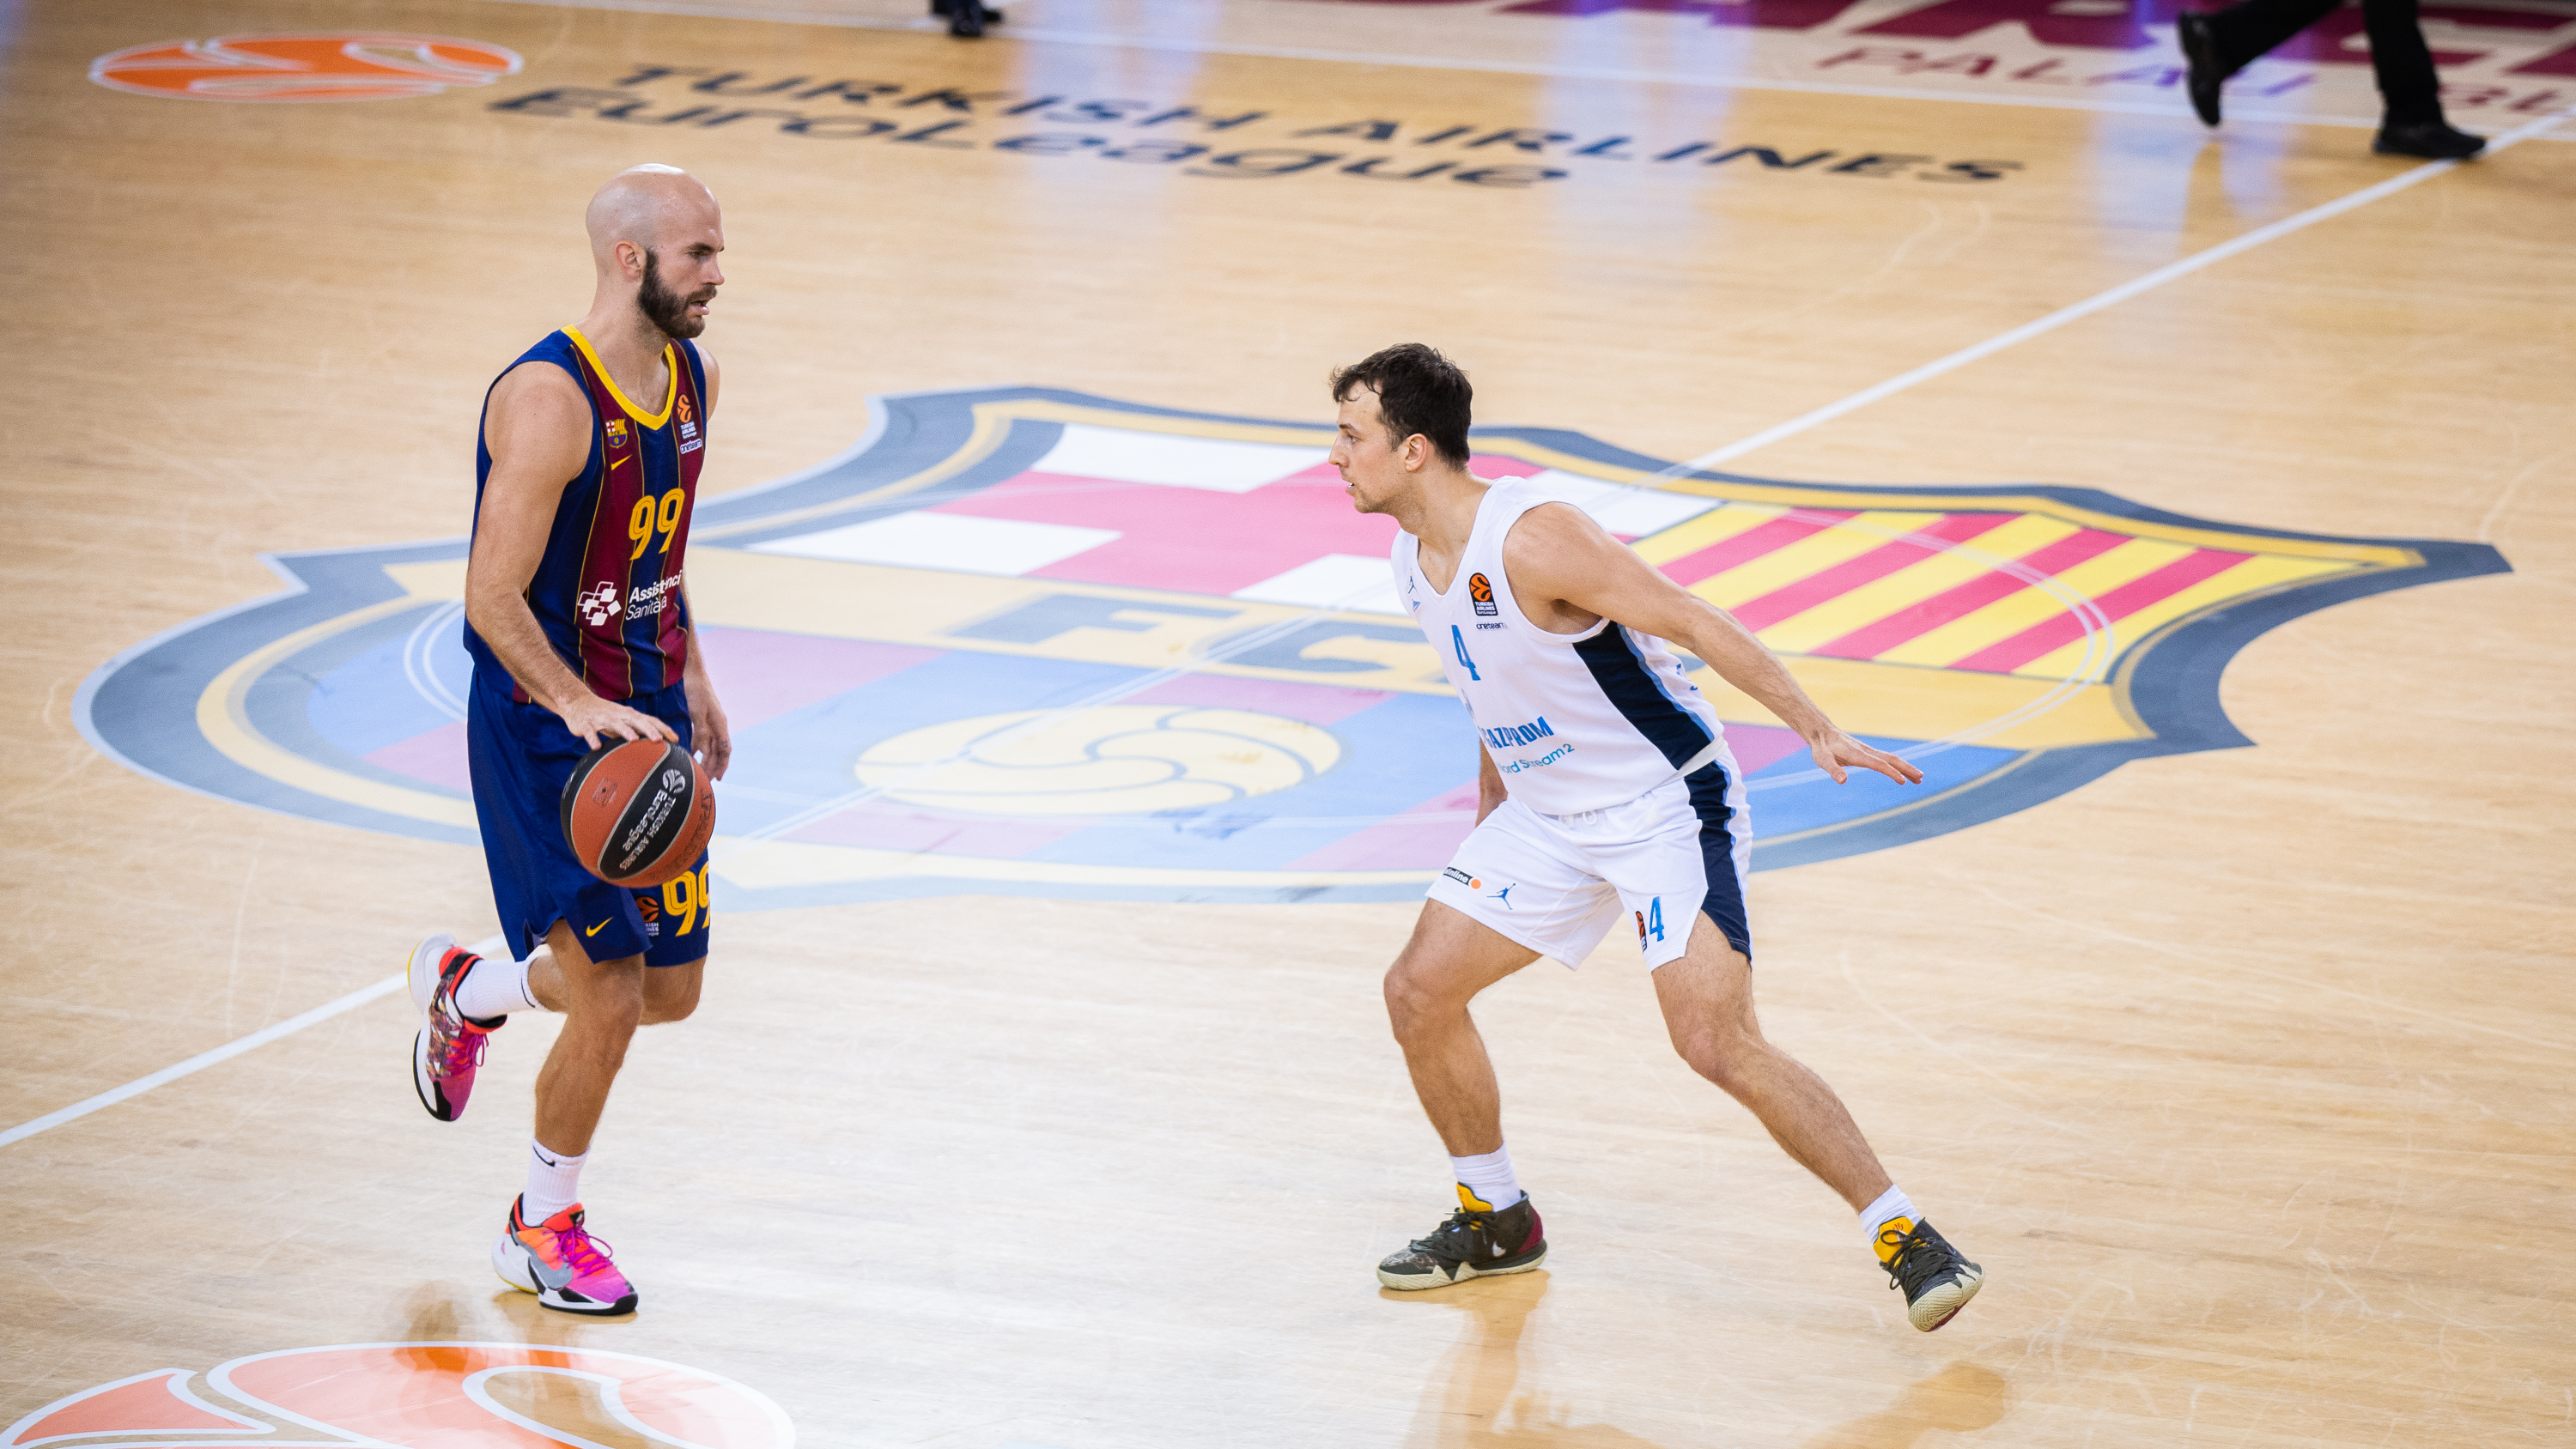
<box><xmin>464</xmin><ymin>326</ymin><xmax>709</xmax><ymax>705</ymax></box>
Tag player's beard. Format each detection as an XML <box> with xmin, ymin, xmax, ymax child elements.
<box><xmin>636</xmin><ymin>249</ymin><xmax>713</xmax><ymax>340</ymax></box>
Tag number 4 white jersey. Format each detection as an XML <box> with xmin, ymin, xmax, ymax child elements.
<box><xmin>1394</xmin><ymin>478</ymin><xmax>1735</xmax><ymax>817</ymax></box>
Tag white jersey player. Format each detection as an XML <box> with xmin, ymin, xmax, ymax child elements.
<box><xmin>1332</xmin><ymin>343</ymin><xmax>1984</xmax><ymax>1332</ymax></box>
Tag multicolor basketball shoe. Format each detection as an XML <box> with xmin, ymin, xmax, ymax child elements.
<box><xmin>493</xmin><ymin>1197</ymin><xmax>640</xmax><ymax>1316</ymax></box>
<box><xmin>408</xmin><ymin>932</ymin><xmax>499</xmax><ymax>1122</ymax></box>
<box><xmin>1376</xmin><ymin>1186</ymin><xmax>1548</xmax><ymax>1289</ymax></box>
<box><xmin>1876</xmin><ymin>1216</ymin><xmax>1984</xmax><ymax>1331</ymax></box>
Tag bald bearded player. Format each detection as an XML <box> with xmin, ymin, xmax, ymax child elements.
<box><xmin>404</xmin><ymin>165</ymin><xmax>732</xmax><ymax>1317</ymax></box>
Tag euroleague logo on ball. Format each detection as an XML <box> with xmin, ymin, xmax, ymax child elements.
<box><xmin>88</xmin><ymin>33</ymin><xmax>523</xmax><ymax>104</ymax></box>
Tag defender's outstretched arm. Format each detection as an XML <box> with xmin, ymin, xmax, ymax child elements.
<box><xmin>1501</xmin><ymin>502</ymin><xmax>1923</xmax><ymax>786</ymax></box>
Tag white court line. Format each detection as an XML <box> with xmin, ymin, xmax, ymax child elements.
<box><xmin>1671</xmin><ymin>101</ymin><xmax>2576</xmax><ymax>470</ymax></box>
<box><xmin>11</xmin><ymin>103</ymin><xmax>2566</xmax><ymax>1150</ymax></box>
<box><xmin>477</xmin><ymin>0</ymin><xmax>2576</xmax><ymax>140</ymax></box>
<box><xmin>0</xmin><ymin>936</ymin><xmax>500</xmax><ymax>1150</ymax></box>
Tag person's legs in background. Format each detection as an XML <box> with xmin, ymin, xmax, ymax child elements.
<box><xmin>2360</xmin><ymin>0</ymin><xmax>2488</xmax><ymax>157</ymax></box>
<box><xmin>2178</xmin><ymin>0</ymin><xmax>2484</xmax><ymax>156</ymax></box>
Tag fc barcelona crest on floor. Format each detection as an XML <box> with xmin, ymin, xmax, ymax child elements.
<box><xmin>78</xmin><ymin>388</ymin><xmax>2506</xmax><ymax>908</ymax></box>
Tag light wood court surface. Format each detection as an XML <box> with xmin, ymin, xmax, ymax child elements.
<box><xmin>5</xmin><ymin>0</ymin><xmax>2573</xmax><ymax>1444</ymax></box>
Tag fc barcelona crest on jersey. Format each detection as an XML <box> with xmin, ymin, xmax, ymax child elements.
<box><xmin>77</xmin><ymin>387</ymin><xmax>2506</xmax><ymax>909</ymax></box>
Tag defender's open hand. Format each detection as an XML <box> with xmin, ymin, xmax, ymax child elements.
<box><xmin>1809</xmin><ymin>728</ymin><xmax>1923</xmax><ymax>785</ymax></box>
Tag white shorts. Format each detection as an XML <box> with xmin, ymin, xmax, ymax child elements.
<box><xmin>1428</xmin><ymin>761</ymin><xmax>1753</xmax><ymax>970</ymax></box>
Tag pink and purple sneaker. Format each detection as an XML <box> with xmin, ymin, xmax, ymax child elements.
<box><xmin>408</xmin><ymin>932</ymin><xmax>499</xmax><ymax>1122</ymax></box>
<box><xmin>493</xmin><ymin>1197</ymin><xmax>640</xmax><ymax>1315</ymax></box>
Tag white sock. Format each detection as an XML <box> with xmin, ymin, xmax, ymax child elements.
<box><xmin>453</xmin><ymin>953</ymin><xmax>538</xmax><ymax>1023</ymax></box>
<box><xmin>1449</xmin><ymin>1144</ymin><xmax>1524</xmax><ymax>1210</ymax></box>
<box><xmin>1861</xmin><ymin>1185</ymin><xmax>1918</xmax><ymax>1252</ymax></box>
<box><xmin>523</xmin><ymin>1140</ymin><xmax>586</xmax><ymax>1223</ymax></box>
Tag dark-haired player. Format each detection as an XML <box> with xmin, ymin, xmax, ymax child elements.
<box><xmin>404</xmin><ymin>164</ymin><xmax>732</xmax><ymax>1317</ymax></box>
<box><xmin>1332</xmin><ymin>343</ymin><xmax>1984</xmax><ymax>1331</ymax></box>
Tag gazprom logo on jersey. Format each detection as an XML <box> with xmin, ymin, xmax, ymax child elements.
<box><xmin>74</xmin><ymin>386</ymin><xmax>2506</xmax><ymax>912</ymax></box>
<box><xmin>1482</xmin><ymin>716</ymin><xmax>1556</xmax><ymax>750</ymax></box>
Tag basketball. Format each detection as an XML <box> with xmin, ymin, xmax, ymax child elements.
<box><xmin>557</xmin><ymin>738</ymin><xmax>715</xmax><ymax>888</ymax></box>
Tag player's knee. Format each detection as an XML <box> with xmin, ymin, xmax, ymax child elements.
<box><xmin>602</xmin><ymin>995</ymin><xmax>647</xmax><ymax>1039</ymax></box>
<box><xmin>1673</xmin><ymin>1028</ymin><xmax>1756</xmax><ymax>1094</ymax></box>
<box><xmin>570</xmin><ymin>974</ymin><xmax>647</xmax><ymax>1036</ymax></box>
<box><xmin>1382</xmin><ymin>963</ymin><xmax>1445</xmax><ymax>1039</ymax></box>
<box><xmin>641</xmin><ymin>973</ymin><xmax>702</xmax><ymax>1024</ymax></box>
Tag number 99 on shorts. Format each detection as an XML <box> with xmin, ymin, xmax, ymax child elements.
<box><xmin>641</xmin><ymin>864</ymin><xmax>710</xmax><ymax>939</ymax></box>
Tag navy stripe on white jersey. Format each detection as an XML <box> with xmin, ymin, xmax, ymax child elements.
<box><xmin>1575</xmin><ymin>625</ymin><xmax>1718</xmax><ymax>770</ymax></box>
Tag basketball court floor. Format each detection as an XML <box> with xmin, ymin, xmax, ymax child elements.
<box><xmin>6</xmin><ymin>0</ymin><xmax>2574</xmax><ymax>1444</ymax></box>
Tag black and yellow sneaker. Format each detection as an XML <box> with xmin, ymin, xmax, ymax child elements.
<box><xmin>1875</xmin><ymin>1216</ymin><xmax>1983</xmax><ymax>1331</ymax></box>
<box><xmin>1376</xmin><ymin>1186</ymin><xmax>1547</xmax><ymax>1290</ymax></box>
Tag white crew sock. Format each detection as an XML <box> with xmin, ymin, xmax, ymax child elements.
<box><xmin>1861</xmin><ymin>1185</ymin><xmax>1919</xmax><ymax>1253</ymax></box>
<box><xmin>1449</xmin><ymin>1144</ymin><xmax>1524</xmax><ymax>1210</ymax></box>
<box><xmin>453</xmin><ymin>953</ymin><xmax>539</xmax><ymax>1023</ymax></box>
<box><xmin>523</xmin><ymin>1140</ymin><xmax>587</xmax><ymax>1223</ymax></box>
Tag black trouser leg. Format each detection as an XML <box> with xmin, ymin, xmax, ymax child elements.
<box><xmin>2208</xmin><ymin>0</ymin><xmax>2447</xmax><ymax>124</ymax></box>
<box><xmin>2206</xmin><ymin>0</ymin><xmax>2342</xmax><ymax>76</ymax></box>
<box><xmin>2361</xmin><ymin>0</ymin><xmax>2445</xmax><ymax>125</ymax></box>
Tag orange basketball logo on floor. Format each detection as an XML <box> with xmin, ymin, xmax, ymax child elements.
<box><xmin>88</xmin><ymin>33</ymin><xmax>522</xmax><ymax>103</ymax></box>
<box><xmin>2</xmin><ymin>1343</ymin><xmax>793</xmax><ymax>1447</ymax></box>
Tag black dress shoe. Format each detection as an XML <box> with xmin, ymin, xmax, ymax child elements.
<box><xmin>931</xmin><ymin>0</ymin><xmax>998</xmax><ymax>36</ymax></box>
<box><xmin>2372</xmin><ymin>120</ymin><xmax>2487</xmax><ymax>160</ymax></box>
<box><xmin>2177</xmin><ymin>12</ymin><xmax>2224</xmax><ymax>128</ymax></box>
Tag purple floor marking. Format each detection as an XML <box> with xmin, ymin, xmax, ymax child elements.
<box><xmin>365</xmin><ymin>720</ymin><xmax>469</xmax><ymax>791</ymax></box>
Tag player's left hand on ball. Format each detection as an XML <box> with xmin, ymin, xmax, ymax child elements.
<box><xmin>1810</xmin><ymin>728</ymin><xmax>1923</xmax><ymax>785</ymax></box>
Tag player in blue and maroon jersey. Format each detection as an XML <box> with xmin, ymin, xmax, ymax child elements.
<box><xmin>404</xmin><ymin>164</ymin><xmax>734</xmax><ymax>1317</ymax></box>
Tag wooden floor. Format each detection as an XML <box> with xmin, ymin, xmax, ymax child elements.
<box><xmin>6</xmin><ymin>1</ymin><xmax>2574</xmax><ymax>1446</ymax></box>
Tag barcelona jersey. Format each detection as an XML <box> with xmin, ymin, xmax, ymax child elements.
<box><xmin>465</xmin><ymin>328</ymin><xmax>709</xmax><ymax>703</ymax></box>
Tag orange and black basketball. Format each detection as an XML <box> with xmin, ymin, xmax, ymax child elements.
<box><xmin>558</xmin><ymin>738</ymin><xmax>715</xmax><ymax>888</ymax></box>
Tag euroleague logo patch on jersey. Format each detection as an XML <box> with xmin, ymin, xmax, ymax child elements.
<box><xmin>88</xmin><ymin>33</ymin><xmax>523</xmax><ymax>103</ymax></box>
<box><xmin>1467</xmin><ymin>571</ymin><xmax>1498</xmax><ymax>615</ymax></box>
<box><xmin>78</xmin><ymin>386</ymin><xmax>2508</xmax><ymax>910</ymax></box>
